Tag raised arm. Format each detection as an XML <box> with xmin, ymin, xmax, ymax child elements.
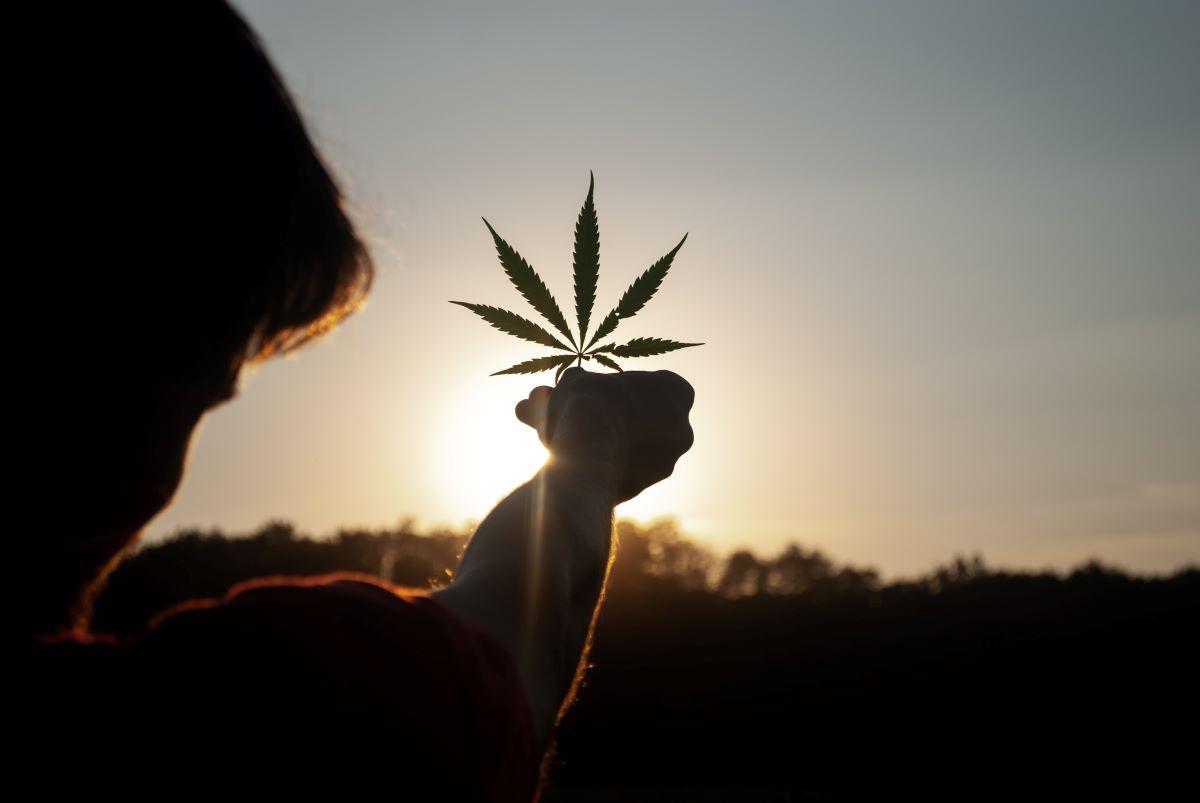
<box><xmin>432</xmin><ymin>368</ymin><xmax>695</xmax><ymax>750</ymax></box>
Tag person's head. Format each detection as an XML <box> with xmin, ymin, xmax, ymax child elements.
<box><xmin>16</xmin><ymin>0</ymin><xmax>372</xmax><ymax>634</ymax></box>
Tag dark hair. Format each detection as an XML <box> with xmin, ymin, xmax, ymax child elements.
<box><xmin>187</xmin><ymin>0</ymin><xmax>374</xmax><ymax>362</ymax></box>
<box><xmin>8</xmin><ymin>1</ymin><xmax>376</xmax><ymax>635</ymax></box>
<box><xmin>71</xmin><ymin>0</ymin><xmax>373</xmax><ymax>374</ymax></box>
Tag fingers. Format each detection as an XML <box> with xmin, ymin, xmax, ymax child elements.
<box><xmin>556</xmin><ymin>366</ymin><xmax>588</xmax><ymax>387</ymax></box>
<box><xmin>672</xmin><ymin>420</ymin><xmax>696</xmax><ymax>457</ymax></box>
<box><xmin>515</xmin><ymin>385</ymin><xmax>552</xmax><ymax>432</ymax></box>
<box><xmin>619</xmin><ymin>421</ymin><xmax>693</xmax><ymax>500</ymax></box>
<box><xmin>655</xmin><ymin>370</ymin><xmax>696</xmax><ymax>412</ymax></box>
<box><xmin>551</xmin><ymin>393</ymin><xmax>623</xmax><ymax>455</ymax></box>
<box><xmin>522</xmin><ymin>367</ymin><xmax>697</xmax><ymax>502</ymax></box>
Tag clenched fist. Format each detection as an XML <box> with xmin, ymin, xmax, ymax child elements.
<box><xmin>515</xmin><ymin>367</ymin><xmax>695</xmax><ymax>503</ymax></box>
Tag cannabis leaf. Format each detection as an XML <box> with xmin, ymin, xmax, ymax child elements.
<box><xmin>455</xmin><ymin>174</ymin><xmax>703</xmax><ymax>379</ymax></box>
<box><xmin>491</xmin><ymin>354</ymin><xmax>577</xmax><ymax>377</ymax></box>
<box><xmin>593</xmin><ymin>337</ymin><xmax>703</xmax><ymax>357</ymax></box>
<box><xmin>483</xmin><ymin>218</ymin><xmax>577</xmax><ymax>349</ymax></box>
<box><xmin>590</xmin><ymin>353</ymin><xmax>622</xmax><ymax>372</ymax></box>
<box><xmin>449</xmin><ymin>302</ymin><xmax>573</xmax><ymax>351</ymax></box>
<box><xmin>573</xmin><ymin>172</ymin><xmax>600</xmax><ymax>345</ymax></box>
<box><xmin>585</xmin><ymin>235</ymin><xmax>687</xmax><ymax>351</ymax></box>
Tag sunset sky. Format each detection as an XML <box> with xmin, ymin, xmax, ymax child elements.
<box><xmin>150</xmin><ymin>0</ymin><xmax>1200</xmax><ymax>577</ymax></box>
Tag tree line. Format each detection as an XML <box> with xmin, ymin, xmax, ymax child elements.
<box><xmin>93</xmin><ymin>518</ymin><xmax>1199</xmax><ymax>798</ymax></box>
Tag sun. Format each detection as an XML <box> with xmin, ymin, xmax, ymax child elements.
<box><xmin>432</xmin><ymin>374</ymin><xmax>698</xmax><ymax>529</ymax></box>
<box><xmin>434</xmin><ymin>379</ymin><xmax>550</xmax><ymax>520</ymax></box>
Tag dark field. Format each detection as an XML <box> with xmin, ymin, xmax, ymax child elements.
<box><xmin>95</xmin><ymin>519</ymin><xmax>1198</xmax><ymax>798</ymax></box>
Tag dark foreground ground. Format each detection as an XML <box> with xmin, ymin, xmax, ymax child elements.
<box><xmin>95</xmin><ymin>519</ymin><xmax>1199</xmax><ymax>798</ymax></box>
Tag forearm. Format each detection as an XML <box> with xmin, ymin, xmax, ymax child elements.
<box><xmin>433</xmin><ymin>373</ymin><xmax>693</xmax><ymax>749</ymax></box>
<box><xmin>432</xmin><ymin>462</ymin><xmax>615</xmax><ymax>749</ymax></box>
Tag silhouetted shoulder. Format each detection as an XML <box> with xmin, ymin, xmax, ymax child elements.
<box><xmin>19</xmin><ymin>575</ymin><xmax>537</xmax><ymax>800</ymax></box>
<box><xmin>140</xmin><ymin>575</ymin><xmax>472</xmax><ymax>712</ymax></box>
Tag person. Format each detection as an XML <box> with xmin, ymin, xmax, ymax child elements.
<box><xmin>8</xmin><ymin>2</ymin><xmax>694</xmax><ymax>799</ymax></box>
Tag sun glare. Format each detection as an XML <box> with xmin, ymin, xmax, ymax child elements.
<box><xmin>434</xmin><ymin>380</ymin><xmax>550</xmax><ymax>520</ymax></box>
<box><xmin>432</xmin><ymin>376</ymin><xmax>699</xmax><ymax>532</ymax></box>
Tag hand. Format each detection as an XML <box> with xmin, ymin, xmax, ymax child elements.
<box><xmin>515</xmin><ymin>367</ymin><xmax>695</xmax><ymax>503</ymax></box>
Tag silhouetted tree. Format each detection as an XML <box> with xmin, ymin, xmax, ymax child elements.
<box><xmin>88</xmin><ymin>518</ymin><xmax>1199</xmax><ymax>797</ymax></box>
<box><xmin>718</xmin><ymin>549</ymin><xmax>765</xmax><ymax>597</ymax></box>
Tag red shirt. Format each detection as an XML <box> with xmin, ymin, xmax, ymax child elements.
<box><xmin>16</xmin><ymin>574</ymin><xmax>539</xmax><ymax>801</ymax></box>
